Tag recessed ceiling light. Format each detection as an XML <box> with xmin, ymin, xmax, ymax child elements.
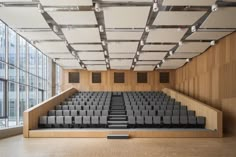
<box><xmin>105</xmin><ymin>58</ymin><xmax>109</xmax><ymax>63</ymax></box>
<box><xmin>191</xmin><ymin>26</ymin><xmax>196</xmax><ymax>32</ymax></box>
<box><xmin>131</xmin><ymin>65</ymin><xmax>134</xmax><ymax>68</ymax></box>
<box><xmin>134</xmin><ymin>58</ymin><xmax>137</xmax><ymax>62</ymax></box>
<box><xmin>140</xmin><ymin>40</ymin><xmax>145</xmax><ymax>46</ymax></box>
<box><xmin>145</xmin><ymin>26</ymin><xmax>150</xmax><ymax>32</ymax></box>
<box><xmin>210</xmin><ymin>40</ymin><xmax>215</xmax><ymax>46</ymax></box>
<box><xmin>99</xmin><ymin>25</ymin><xmax>104</xmax><ymax>32</ymax></box>
<box><xmin>178</xmin><ymin>41</ymin><xmax>183</xmax><ymax>46</ymax></box>
<box><xmin>102</xmin><ymin>40</ymin><xmax>106</xmax><ymax>46</ymax></box>
<box><xmin>53</xmin><ymin>25</ymin><xmax>59</xmax><ymax>33</ymax></box>
<box><xmin>157</xmin><ymin>64</ymin><xmax>160</xmax><ymax>68</ymax></box>
<box><xmin>153</xmin><ymin>3</ymin><xmax>159</xmax><ymax>12</ymax></box>
<box><xmin>95</xmin><ymin>3</ymin><xmax>101</xmax><ymax>12</ymax></box>
<box><xmin>211</xmin><ymin>4</ymin><xmax>218</xmax><ymax>12</ymax></box>
<box><xmin>162</xmin><ymin>59</ymin><xmax>165</xmax><ymax>63</ymax></box>
<box><xmin>106</xmin><ymin>64</ymin><xmax>109</xmax><ymax>68</ymax></box>
<box><xmin>137</xmin><ymin>51</ymin><xmax>140</xmax><ymax>56</ymax></box>
<box><xmin>186</xmin><ymin>58</ymin><xmax>190</xmax><ymax>62</ymax></box>
<box><xmin>169</xmin><ymin>51</ymin><xmax>173</xmax><ymax>56</ymax></box>
<box><xmin>104</xmin><ymin>50</ymin><xmax>108</xmax><ymax>55</ymax></box>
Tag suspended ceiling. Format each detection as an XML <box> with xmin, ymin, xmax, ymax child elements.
<box><xmin>0</xmin><ymin>0</ymin><xmax>235</xmax><ymax>71</ymax></box>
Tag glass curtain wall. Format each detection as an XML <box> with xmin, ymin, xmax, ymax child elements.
<box><xmin>0</xmin><ymin>20</ymin><xmax>54</xmax><ymax>128</ymax></box>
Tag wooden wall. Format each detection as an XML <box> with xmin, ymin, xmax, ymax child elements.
<box><xmin>61</xmin><ymin>70</ymin><xmax>175</xmax><ymax>92</ymax></box>
<box><xmin>175</xmin><ymin>32</ymin><xmax>236</xmax><ymax>134</ymax></box>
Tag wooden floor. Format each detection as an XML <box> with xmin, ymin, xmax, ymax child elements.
<box><xmin>0</xmin><ymin>135</ymin><xmax>236</xmax><ymax>157</ymax></box>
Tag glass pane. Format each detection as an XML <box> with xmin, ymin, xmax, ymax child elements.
<box><xmin>38</xmin><ymin>90</ymin><xmax>44</xmax><ymax>103</ymax></box>
<box><xmin>8</xmin><ymin>82</ymin><xmax>17</xmax><ymax>126</ymax></box>
<box><xmin>19</xmin><ymin>37</ymin><xmax>27</xmax><ymax>70</ymax></box>
<box><xmin>43</xmin><ymin>55</ymin><xmax>47</xmax><ymax>79</ymax></box>
<box><xmin>38</xmin><ymin>51</ymin><xmax>43</xmax><ymax>78</ymax></box>
<box><xmin>8</xmin><ymin>65</ymin><xmax>17</xmax><ymax>82</ymax></box>
<box><xmin>28</xmin><ymin>87</ymin><xmax>37</xmax><ymax>108</ymax></box>
<box><xmin>0</xmin><ymin>80</ymin><xmax>5</xmax><ymax>118</ymax></box>
<box><xmin>19</xmin><ymin>85</ymin><xmax>27</xmax><ymax>124</ymax></box>
<box><xmin>29</xmin><ymin>45</ymin><xmax>36</xmax><ymax>75</ymax></box>
<box><xmin>8</xmin><ymin>28</ymin><xmax>17</xmax><ymax>66</ymax></box>
<box><xmin>19</xmin><ymin>70</ymin><xmax>27</xmax><ymax>85</ymax></box>
<box><xmin>38</xmin><ymin>77</ymin><xmax>43</xmax><ymax>89</ymax></box>
<box><xmin>0</xmin><ymin>62</ymin><xmax>5</xmax><ymax>79</ymax></box>
<box><xmin>0</xmin><ymin>21</ymin><xmax>6</xmax><ymax>62</ymax></box>
<box><xmin>28</xmin><ymin>74</ymin><xmax>36</xmax><ymax>87</ymax></box>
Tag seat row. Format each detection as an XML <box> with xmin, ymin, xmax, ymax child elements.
<box><xmin>48</xmin><ymin>110</ymin><xmax>109</xmax><ymax>117</ymax></box>
<box><xmin>124</xmin><ymin>101</ymin><xmax>179</xmax><ymax>106</ymax></box>
<box><xmin>125</xmin><ymin>105</ymin><xmax>186</xmax><ymax>110</ymax></box>
<box><xmin>128</xmin><ymin>116</ymin><xmax>205</xmax><ymax>128</ymax></box>
<box><xmin>55</xmin><ymin>105</ymin><xmax>110</xmax><ymax>110</ymax></box>
<box><xmin>127</xmin><ymin>110</ymin><xmax>195</xmax><ymax>117</ymax></box>
<box><xmin>61</xmin><ymin>101</ymin><xmax>111</xmax><ymax>106</ymax></box>
<box><xmin>39</xmin><ymin>116</ymin><xmax>108</xmax><ymax>128</ymax></box>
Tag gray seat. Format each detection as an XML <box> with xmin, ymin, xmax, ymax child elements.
<box><xmin>136</xmin><ymin>116</ymin><xmax>144</xmax><ymax>125</ymax></box>
<box><xmin>180</xmin><ymin>110</ymin><xmax>187</xmax><ymax>116</ymax></box>
<box><xmin>126</xmin><ymin>105</ymin><xmax>132</xmax><ymax>110</ymax></box>
<box><xmin>133</xmin><ymin>106</ymin><xmax>138</xmax><ymax>110</ymax></box>
<box><xmin>160</xmin><ymin>106</ymin><xmax>167</xmax><ymax>110</ymax></box>
<box><xmin>100</xmin><ymin>116</ymin><xmax>107</xmax><ymax>125</ymax></box>
<box><xmin>97</xmin><ymin>105</ymin><xmax>103</xmax><ymax>110</ymax></box>
<box><xmin>64</xmin><ymin>116</ymin><xmax>72</xmax><ymax>125</ymax></box>
<box><xmin>145</xmin><ymin>105</ymin><xmax>152</xmax><ymax>110</ymax></box>
<box><xmin>55</xmin><ymin>105</ymin><xmax>62</xmax><ymax>110</ymax></box>
<box><xmin>128</xmin><ymin>116</ymin><xmax>135</xmax><ymax>125</ymax></box>
<box><xmin>134</xmin><ymin>110</ymin><xmax>141</xmax><ymax>116</ymax></box>
<box><xmin>172</xmin><ymin>116</ymin><xmax>180</xmax><ymax>126</ymax></box>
<box><xmin>139</xmin><ymin>106</ymin><xmax>145</xmax><ymax>110</ymax></box>
<box><xmin>167</xmin><ymin>105</ymin><xmax>173</xmax><ymax>110</ymax></box>
<box><xmin>141</xmin><ymin>110</ymin><xmax>148</xmax><ymax>116</ymax></box>
<box><xmin>62</xmin><ymin>105</ymin><xmax>69</xmax><ymax>110</ymax></box>
<box><xmin>127</xmin><ymin>110</ymin><xmax>134</xmax><ymax>116</ymax></box>
<box><xmin>102</xmin><ymin>110</ymin><xmax>109</xmax><ymax>116</ymax></box>
<box><xmin>83</xmin><ymin>116</ymin><xmax>91</xmax><ymax>125</ymax></box>
<box><xmin>173</xmin><ymin>110</ymin><xmax>180</xmax><ymax>116</ymax></box>
<box><xmin>74</xmin><ymin>116</ymin><xmax>82</xmax><ymax>125</ymax></box>
<box><xmin>68</xmin><ymin>105</ymin><xmax>75</xmax><ymax>110</ymax></box>
<box><xmin>188</xmin><ymin>116</ymin><xmax>197</xmax><ymax>127</ymax></box>
<box><xmin>75</xmin><ymin>105</ymin><xmax>82</xmax><ymax>110</ymax></box>
<box><xmin>180</xmin><ymin>116</ymin><xmax>188</xmax><ymax>126</ymax></box>
<box><xmin>163</xmin><ymin>116</ymin><xmax>171</xmax><ymax>125</ymax></box>
<box><xmin>83</xmin><ymin>105</ymin><xmax>90</xmax><ymax>110</ymax></box>
<box><xmin>154</xmin><ymin>106</ymin><xmax>160</xmax><ymax>110</ymax></box>
<box><xmin>197</xmin><ymin>116</ymin><xmax>206</xmax><ymax>128</ymax></box>
<box><xmin>79</xmin><ymin>110</ymin><xmax>86</xmax><ymax>116</ymax></box>
<box><xmin>144</xmin><ymin>116</ymin><xmax>152</xmax><ymax>125</ymax></box>
<box><xmin>48</xmin><ymin>110</ymin><xmax>55</xmax><ymax>116</ymax></box>
<box><xmin>87</xmin><ymin>110</ymin><xmax>94</xmax><ymax>116</ymax></box>
<box><xmin>165</xmin><ymin>110</ymin><xmax>172</xmax><ymax>116</ymax></box>
<box><xmin>158</xmin><ymin>110</ymin><xmax>165</xmax><ymax>116</ymax></box>
<box><xmin>94</xmin><ymin>110</ymin><xmax>101</xmax><ymax>116</ymax></box>
<box><xmin>188</xmin><ymin>110</ymin><xmax>195</xmax><ymax>116</ymax></box>
<box><xmin>39</xmin><ymin>116</ymin><xmax>47</xmax><ymax>126</ymax></box>
<box><xmin>90</xmin><ymin>105</ymin><xmax>96</xmax><ymax>110</ymax></box>
<box><xmin>180</xmin><ymin>106</ymin><xmax>187</xmax><ymax>110</ymax></box>
<box><xmin>153</xmin><ymin>116</ymin><xmax>161</xmax><ymax>125</ymax></box>
<box><xmin>68</xmin><ymin>101</ymin><xmax>73</xmax><ymax>105</ymax></box>
<box><xmin>91</xmin><ymin>116</ymin><xmax>99</xmax><ymax>125</ymax></box>
<box><xmin>149</xmin><ymin>110</ymin><xmax>156</xmax><ymax>116</ymax></box>
<box><xmin>173</xmin><ymin>105</ymin><xmax>180</xmax><ymax>110</ymax></box>
<box><xmin>103</xmin><ymin>106</ymin><xmax>109</xmax><ymax>110</ymax></box>
<box><xmin>56</xmin><ymin>110</ymin><xmax>63</xmax><ymax>116</ymax></box>
<box><xmin>56</xmin><ymin>116</ymin><xmax>64</xmax><ymax>125</ymax></box>
<box><xmin>71</xmin><ymin>110</ymin><xmax>78</xmax><ymax>116</ymax></box>
<box><xmin>63</xmin><ymin>110</ymin><xmax>70</xmax><ymax>116</ymax></box>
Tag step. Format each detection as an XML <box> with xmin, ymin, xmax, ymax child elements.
<box><xmin>111</xmin><ymin>107</ymin><xmax>125</xmax><ymax>110</ymax></box>
<box><xmin>108</xmin><ymin>117</ymin><xmax>127</xmax><ymax>121</ymax></box>
<box><xmin>108</xmin><ymin>115</ymin><xmax>127</xmax><ymax>117</ymax></box>
<box><xmin>107</xmin><ymin>134</ymin><xmax>129</xmax><ymax>139</ymax></box>
<box><xmin>108</xmin><ymin>121</ymin><xmax>128</xmax><ymax>124</ymax></box>
<box><xmin>108</xmin><ymin>124</ymin><xmax>127</xmax><ymax>129</ymax></box>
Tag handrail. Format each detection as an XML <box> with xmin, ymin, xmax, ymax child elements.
<box><xmin>23</xmin><ymin>87</ymin><xmax>78</xmax><ymax>137</ymax></box>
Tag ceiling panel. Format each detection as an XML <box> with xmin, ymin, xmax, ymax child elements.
<box><xmin>142</xmin><ymin>44</ymin><xmax>176</xmax><ymax>51</ymax></box>
<box><xmin>186</xmin><ymin>31</ymin><xmax>233</xmax><ymax>40</ymax></box>
<box><xmin>83</xmin><ymin>61</ymin><xmax>106</xmax><ymax>65</ymax></box>
<box><xmin>136</xmin><ymin>61</ymin><xmax>160</xmax><ymax>65</ymax></box>
<box><xmin>139</xmin><ymin>52</ymin><xmax>167</xmax><ymax>60</ymax></box>
<box><xmin>78</xmin><ymin>52</ymin><xmax>105</xmax><ymax>60</ymax></box>
<box><xmin>134</xmin><ymin>65</ymin><xmax>155</xmax><ymax>71</ymax></box>
<box><xmin>108</xmin><ymin>42</ymin><xmax>139</xmax><ymax>53</ymax></box>
<box><xmin>153</xmin><ymin>11</ymin><xmax>206</xmax><ymax>26</ymax></box>
<box><xmin>62</xmin><ymin>28</ymin><xmax>101</xmax><ymax>43</ymax></box>
<box><xmin>110</xmin><ymin>59</ymin><xmax>133</xmax><ymax>67</ymax></box>
<box><xmin>18</xmin><ymin>31</ymin><xmax>60</xmax><ymax>41</ymax></box>
<box><xmin>168</xmin><ymin>52</ymin><xmax>200</xmax><ymax>59</ymax></box>
<box><xmin>175</xmin><ymin>42</ymin><xmax>210</xmax><ymax>53</ymax></box>
<box><xmin>160</xmin><ymin>59</ymin><xmax>186</xmax><ymax>69</ymax></box>
<box><xmin>201</xmin><ymin>8</ymin><xmax>236</xmax><ymax>28</ymax></box>
<box><xmin>0</xmin><ymin>0</ymin><xmax>32</xmax><ymax>2</ymax></box>
<box><xmin>102</xmin><ymin>0</ymin><xmax>152</xmax><ymax>2</ymax></box>
<box><xmin>106</xmin><ymin>31</ymin><xmax>143</xmax><ymax>40</ymax></box>
<box><xmin>103</xmin><ymin>7</ymin><xmax>150</xmax><ymax>28</ymax></box>
<box><xmin>109</xmin><ymin>53</ymin><xmax>135</xmax><ymax>59</ymax></box>
<box><xmin>48</xmin><ymin>11</ymin><xmax>97</xmax><ymax>25</ymax></box>
<box><xmin>146</xmin><ymin>28</ymin><xmax>188</xmax><ymax>43</ymax></box>
<box><xmin>46</xmin><ymin>53</ymin><xmax>74</xmax><ymax>59</ymax></box>
<box><xmin>86</xmin><ymin>65</ymin><xmax>107</xmax><ymax>71</ymax></box>
<box><xmin>35</xmin><ymin>41</ymin><xmax>69</xmax><ymax>53</ymax></box>
<box><xmin>0</xmin><ymin>7</ymin><xmax>50</xmax><ymax>29</ymax></box>
<box><xmin>71</xmin><ymin>44</ymin><xmax>103</xmax><ymax>51</ymax></box>
<box><xmin>110</xmin><ymin>66</ymin><xmax>131</xmax><ymax>70</ymax></box>
<box><xmin>56</xmin><ymin>59</ymin><xmax>81</xmax><ymax>67</ymax></box>
<box><xmin>40</xmin><ymin>0</ymin><xmax>92</xmax><ymax>6</ymax></box>
<box><xmin>162</xmin><ymin>0</ymin><xmax>216</xmax><ymax>6</ymax></box>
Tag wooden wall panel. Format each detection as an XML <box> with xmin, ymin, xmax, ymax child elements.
<box><xmin>61</xmin><ymin>70</ymin><xmax>175</xmax><ymax>91</ymax></box>
<box><xmin>175</xmin><ymin>32</ymin><xmax>236</xmax><ymax>134</ymax></box>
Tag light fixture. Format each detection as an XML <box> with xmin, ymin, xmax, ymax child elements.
<box><xmin>191</xmin><ymin>26</ymin><xmax>196</xmax><ymax>32</ymax></box>
<box><xmin>140</xmin><ymin>40</ymin><xmax>145</xmax><ymax>46</ymax></box>
<box><xmin>104</xmin><ymin>50</ymin><xmax>108</xmax><ymax>55</ymax></box>
<box><xmin>169</xmin><ymin>51</ymin><xmax>173</xmax><ymax>56</ymax></box>
<box><xmin>210</xmin><ymin>40</ymin><xmax>215</xmax><ymax>46</ymax></box>
<box><xmin>53</xmin><ymin>58</ymin><xmax>57</xmax><ymax>62</ymax></box>
<box><xmin>106</xmin><ymin>64</ymin><xmax>109</xmax><ymax>68</ymax></box>
<box><xmin>82</xmin><ymin>64</ymin><xmax>85</xmax><ymax>68</ymax></box>
<box><xmin>131</xmin><ymin>65</ymin><xmax>134</xmax><ymax>68</ymax></box>
<box><xmin>95</xmin><ymin>3</ymin><xmax>101</xmax><ymax>12</ymax></box>
<box><xmin>99</xmin><ymin>25</ymin><xmax>104</xmax><ymax>32</ymax></box>
<box><xmin>38</xmin><ymin>4</ymin><xmax>44</xmax><ymax>13</ymax></box>
<box><xmin>153</xmin><ymin>3</ymin><xmax>159</xmax><ymax>12</ymax></box>
<box><xmin>134</xmin><ymin>58</ymin><xmax>137</xmax><ymax>63</ymax></box>
<box><xmin>105</xmin><ymin>58</ymin><xmax>109</xmax><ymax>63</ymax></box>
<box><xmin>178</xmin><ymin>41</ymin><xmax>183</xmax><ymax>46</ymax></box>
<box><xmin>162</xmin><ymin>59</ymin><xmax>165</xmax><ymax>63</ymax></box>
<box><xmin>211</xmin><ymin>4</ymin><xmax>218</xmax><ymax>12</ymax></box>
<box><xmin>102</xmin><ymin>40</ymin><xmax>106</xmax><ymax>46</ymax></box>
<box><xmin>65</xmin><ymin>41</ymin><xmax>69</xmax><ymax>46</ymax></box>
<box><xmin>186</xmin><ymin>58</ymin><xmax>190</xmax><ymax>62</ymax></box>
<box><xmin>71</xmin><ymin>51</ymin><xmax>76</xmax><ymax>56</ymax></box>
<box><xmin>53</xmin><ymin>25</ymin><xmax>59</xmax><ymax>33</ymax></box>
<box><xmin>145</xmin><ymin>26</ymin><xmax>150</xmax><ymax>32</ymax></box>
<box><xmin>137</xmin><ymin>51</ymin><xmax>140</xmax><ymax>56</ymax></box>
<box><xmin>157</xmin><ymin>64</ymin><xmax>160</xmax><ymax>68</ymax></box>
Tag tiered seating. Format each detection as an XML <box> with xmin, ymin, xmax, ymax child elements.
<box><xmin>124</xmin><ymin>92</ymin><xmax>206</xmax><ymax>128</ymax></box>
<box><xmin>39</xmin><ymin>92</ymin><xmax>111</xmax><ymax>128</ymax></box>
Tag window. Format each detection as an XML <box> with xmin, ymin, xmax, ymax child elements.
<box><xmin>8</xmin><ymin>82</ymin><xmax>17</xmax><ymax>127</ymax></box>
<box><xmin>0</xmin><ymin>62</ymin><xmax>5</xmax><ymax>79</ymax></box>
<box><xmin>137</xmin><ymin>72</ymin><xmax>148</xmax><ymax>83</ymax></box>
<box><xmin>114</xmin><ymin>72</ymin><xmax>125</xmax><ymax>83</ymax></box>
<box><xmin>28</xmin><ymin>45</ymin><xmax>36</xmax><ymax>75</ymax></box>
<box><xmin>19</xmin><ymin>37</ymin><xmax>27</xmax><ymax>70</ymax></box>
<box><xmin>19</xmin><ymin>85</ymin><xmax>26</xmax><ymax>124</ymax></box>
<box><xmin>0</xmin><ymin>21</ymin><xmax>6</xmax><ymax>62</ymax></box>
<box><xmin>69</xmin><ymin>72</ymin><xmax>80</xmax><ymax>83</ymax></box>
<box><xmin>8</xmin><ymin>28</ymin><xmax>16</xmax><ymax>66</ymax></box>
<box><xmin>92</xmin><ymin>72</ymin><xmax>101</xmax><ymax>83</ymax></box>
<box><xmin>55</xmin><ymin>65</ymin><xmax>61</xmax><ymax>95</ymax></box>
<box><xmin>160</xmin><ymin>72</ymin><xmax>170</xmax><ymax>83</ymax></box>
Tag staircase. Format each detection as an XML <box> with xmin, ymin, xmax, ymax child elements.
<box><xmin>108</xmin><ymin>92</ymin><xmax>127</xmax><ymax>129</ymax></box>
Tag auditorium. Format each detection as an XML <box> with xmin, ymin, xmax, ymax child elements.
<box><xmin>0</xmin><ymin>0</ymin><xmax>236</xmax><ymax>157</ymax></box>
